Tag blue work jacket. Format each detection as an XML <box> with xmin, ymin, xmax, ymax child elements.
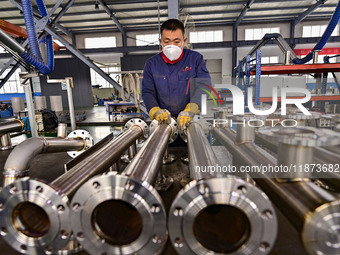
<box><xmin>142</xmin><ymin>49</ymin><xmax>211</xmax><ymax>117</ymax></box>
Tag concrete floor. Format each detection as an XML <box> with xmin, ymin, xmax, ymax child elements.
<box><xmin>0</xmin><ymin>105</ymin><xmax>308</xmax><ymax>255</ymax></box>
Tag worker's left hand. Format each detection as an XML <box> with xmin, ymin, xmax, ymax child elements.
<box><xmin>177</xmin><ymin>103</ymin><xmax>200</xmax><ymax>129</ymax></box>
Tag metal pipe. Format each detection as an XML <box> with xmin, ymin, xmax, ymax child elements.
<box><xmin>168</xmin><ymin>122</ymin><xmax>278</xmax><ymax>255</ymax></box>
<box><xmin>65</xmin><ymin>77</ymin><xmax>76</xmax><ymax>131</ymax></box>
<box><xmin>0</xmin><ymin>28</ymin><xmax>25</xmax><ymax>56</ymax></box>
<box><xmin>0</xmin><ymin>119</ymin><xmax>24</xmax><ymax>135</ymax></box>
<box><xmin>57</xmin><ymin>123</ymin><xmax>67</xmax><ymax>138</ymax></box>
<box><xmin>0</xmin><ymin>134</ymin><xmax>12</xmax><ymax>150</ymax></box>
<box><xmin>70</xmin><ymin>122</ymin><xmax>173</xmax><ymax>255</ymax></box>
<box><xmin>0</xmin><ymin>119</ymin><xmax>146</xmax><ymax>255</ymax></box>
<box><xmin>3</xmin><ymin>137</ymin><xmax>86</xmax><ymax>187</ymax></box>
<box><xmin>255</xmin><ymin>132</ymin><xmax>340</xmax><ymax>191</ymax></box>
<box><xmin>212</xmin><ymin>127</ymin><xmax>340</xmax><ymax>255</ymax></box>
<box><xmin>53</xmin><ymin>124</ymin><xmax>145</xmax><ymax>197</ymax></box>
<box><xmin>122</xmin><ymin>123</ymin><xmax>171</xmax><ymax>184</ymax></box>
<box><xmin>23</xmin><ymin>82</ymin><xmax>38</xmax><ymax>137</ymax></box>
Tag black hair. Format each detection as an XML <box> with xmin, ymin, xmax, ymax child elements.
<box><xmin>160</xmin><ymin>19</ymin><xmax>185</xmax><ymax>36</ymax></box>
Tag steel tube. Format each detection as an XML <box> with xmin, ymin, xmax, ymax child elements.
<box><xmin>53</xmin><ymin>125</ymin><xmax>144</xmax><ymax>197</ymax></box>
<box><xmin>0</xmin><ymin>121</ymin><xmax>146</xmax><ymax>255</ymax></box>
<box><xmin>2</xmin><ymin>137</ymin><xmax>85</xmax><ymax>187</ymax></box>
<box><xmin>212</xmin><ymin>127</ymin><xmax>340</xmax><ymax>255</ymax></box>
<box><xmin>255</xmin><ymin>132</ymin><xmax>340</xmax><ymax>191</ymax></box>
<box><xmin>65</xmin><ymin>77</ymin><xmax>76</xmax><ymax>131</ymax></box>
<box><xmin>187</xmin><ymin>122</ymin><xmax>222</xmax><ymax>180</ymax></box>
<box><xmin>0</xmin><ymin>134</ymin><xmax>12</xmax><ymax>150</ymax></box>
<box><xmin>0</xmin><ymin>120</ymin><xmax>24</xmax><ymax>135</ymax></box>
<box><xmin>168</xmin><ymin>122</ymin><xmax>278</xmax><ymax>255</ymax></box>
<box><xmin>70</xmin><ymin>122</ymin><xmax>172</xmax><ymax>255</ymax></box>
<box><xmin>23</xmin><ymin>83</ymin><xmax>38</xmax><ymax>137</ymax></box>
<box><xmin>122</xmin><ymin>123</ymin><xmax>171</xmax><ymax>184</ymax></box>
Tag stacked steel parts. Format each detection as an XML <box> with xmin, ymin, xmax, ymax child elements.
<box><xmin>212</xmin><ymin>121</ymin><xmax>340</xmax><ymax>255</ymax></box>
<box><xmin>169</xmin><ymin>121</ymin><xmax>278</xmax><ymax>255</ymax></box>
<box><xmin>70</xmin><ymin>119</ymin><xmax>177</xmax><ymax>255</ymax></box>
<box><xmin>0</xmin><ymin>119</ymin><xmax>147</xmax><ymax>254</ymax></box>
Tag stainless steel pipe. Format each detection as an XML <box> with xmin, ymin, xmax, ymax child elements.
<box><xmin>0</xmin><ymin>120</ymin><xmax>24</xmax><ymax>150</ymax></box>
<box><xmin>169</xmin><ymin>122</ymin><xmax>278</xmax><ymax>255</ymax></box>
<box><xmin>212</xmin><ymin>127</ymin><xmax>340</xmax><ymax>255</ymax></box>
<box><xmin>0</xmin><ymin>119</ymin><xmax>24</xmax><ymax>135</ymax></box>
<box><xmin>70</xmin><ymin>121</ymin><xmax>174</xmax><ymax>255</ymax></box>
<box><xmin>2</xmin><ymin>136</ymin><xmax>87</xmax><ymax>187</ymax></box>
<box><xmin>0</xmin><ymin>119</ymin><xmax>147</xmax><ymax>255</ymax></box>
<box><xmin>255</xmin><ymin>131</ymin><xmax>340</xmax><ymax>191</ymax></box>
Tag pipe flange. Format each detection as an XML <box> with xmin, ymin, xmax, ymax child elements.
<box><xmin>168</xmin><ymin>177</ymin><xmax>277</xmax><ymax>255</ymax></box>
<box><xmin>302</xmin><ymin>200</ymin><xmax>340</xmax><ymax>255</ymax></box>
<box><xmin>272</xmin><ymin>110</ymin><xmax>322</xmax><ymax>120</ymax></box>
<box><xmin>333</xmin><ymin>114</ymin><xmax>340</xmax><ymax>124</ymax></box>
<box><xmin>67</xmin><ymin>129</ymin><xmax>94</xmax><ymax>158</ymax></box>
<box><xmin>70</xmin><ymin>173</ymin><xmax>168</xmax><ymax>255</ymax></box>
<box><xmin>0</xmin><ymin>178</ymin><xmax>72</xmax><ymax>254</ymax></box>
<box><xmin>124</xmin><ymin>118</ymin><xmax>149</xmax><ymax>139</ymax></box>
<box><xmin>212</xmin><ymin>107</ymin><xmax>234</xmax><ymax>112</ymax></box>
<box><xmin>213</xmin><ymin>107</ymin><xmax>234</xmax><ymax>120</ymax></box>
<box><xmin>258</xmin><ymin>126</ymin><xmax>340</xmax><ymax>147</ymax></box>
<box><xmin>150</xmin><ymin>118</ymin><xmax>178</xmax><ymax>144</ymax></box>
<box><xmin>246</xmin><ymin>104</ymin><xmax>271</xmax><ymax>111</ymax></box>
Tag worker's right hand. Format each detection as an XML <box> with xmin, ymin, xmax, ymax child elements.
<box><xmin>149</xmin><ymin>107</ymin><xmax>171</xmax><ymax>124</ymax></box>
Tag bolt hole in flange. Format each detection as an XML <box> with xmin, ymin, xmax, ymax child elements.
<box><xmin>193</xmin><ymin>204</ymin><xmax>251</xmax><ymax>253</ymax></box>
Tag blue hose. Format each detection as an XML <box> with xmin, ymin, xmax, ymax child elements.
<box><xmin>293</xmin><ymin>0</ymin><xmax>340</xmax><ymax>64</ymax></box>
<box><xmin>20</xmin><ymin>0</ymin><xmax>54</xmax><ymax>75</ymax></box>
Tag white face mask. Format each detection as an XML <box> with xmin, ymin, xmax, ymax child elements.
<box><xmin>162</xmin><ymin>44</ymin><xmax>182</xmax><ymax>61</ymax></box>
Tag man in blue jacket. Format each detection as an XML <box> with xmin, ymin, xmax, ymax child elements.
<box><xmin>142</xmin><ymin>19</ymin><xmax>211</xmax><ymax>129</ymax></box>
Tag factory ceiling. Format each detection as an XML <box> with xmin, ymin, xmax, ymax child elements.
<box><xmin>0</xmin><ymin>0</ymin><xmax>339</xmax><ymax>35</ymax></box>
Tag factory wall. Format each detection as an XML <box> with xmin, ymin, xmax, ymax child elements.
<box><xmin>39</xmin><ymin>57</ymin><xmax>93</xmax><ymax>109</ymax></box>
<box><xmin>71</xmin><ymin>19</ymin><xmax>340</xmax><ymax>90</ymax></box>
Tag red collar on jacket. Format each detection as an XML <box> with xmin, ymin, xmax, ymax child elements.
<box><xmin>162</xmin><ymin>51</ymin><xmax>184</xmax><ymax>64</ymax></box>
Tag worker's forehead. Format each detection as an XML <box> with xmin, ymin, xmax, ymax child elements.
<box><xmin>161</xmin><ymin>29</ymin><xmax>184</xmax><ymax>39</ymax></box>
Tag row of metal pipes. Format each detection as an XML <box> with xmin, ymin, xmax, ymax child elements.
<box><xmin>0</xmin><ymin>117</ymin><xmax>339</xmax><ymax>255</ymax></box>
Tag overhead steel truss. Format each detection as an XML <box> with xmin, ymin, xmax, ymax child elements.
<box><xmin>2</xmin><ymin>0</ymin><xmax>146</xmax><ymax>113</ymax></box>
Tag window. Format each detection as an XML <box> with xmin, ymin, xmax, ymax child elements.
<box><xmin>85</xmin><ymin>36</ymin><xmax>116</xmax><ymax>49</ymax></box>
<box><xmin>302</xmin><ymin>25</ymin><xmax>338</xmax><ymax>38</ymax></box>
<box><xmin>90</xmin><ymin>65</ymin><xmax>121</xmax><ymax>88</ymax></box>
<box><xmin>302</xmin><ymin>55</ymin><xmax>337</xmax><ymax>64</ymax></box>
<box><xmin>189</xmin><ymin>30</ymin><xmax>223</xmax><ymax>43</ymax></box>
<box><xmin>245</xmin><ymin>27</ymin><xmax>280</xmax><ymax>40</ymax></box>
<box><xmin>261</xmin><ymin>56</ymin><xmax>279</xmax><ymax>64</ymax></box>
<box><xmin>136</xmin><ymin>34</ymin><xmax>159</xmax><ymax>46</ymax></box>
<box><xmin>0</xmin><ymin>68</ymin><xmax>24</xmax><ymax>94</ymax></box>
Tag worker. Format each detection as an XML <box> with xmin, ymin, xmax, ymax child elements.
<box><xmin>142</xmin><ymin>19</ymin><xmax>211</xmax><ymax>129</ymax></box>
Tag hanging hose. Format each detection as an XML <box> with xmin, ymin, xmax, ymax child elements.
<box><xmin>121</xmin><ymin>73</ymin><xmax>133</xmax><ymax>101</ymax></box>
<box><xmin>20</xmin><ymin>0</ymin><xmax>54</xmax><ymax>75</ymax></box>
<box><xmin>293</xmin><ymin>0</ymin><xmax>340</xmax><ymax>64</ymax></box>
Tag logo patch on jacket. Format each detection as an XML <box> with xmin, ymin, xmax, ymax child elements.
<box><xmin>182</xmin><ymin>66</ymin><xmax>192</xmax><ymax>72</ymax></box>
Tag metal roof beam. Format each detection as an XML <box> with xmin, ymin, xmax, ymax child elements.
<box><xmin>168</xmin><ymin>0</ymin><xmax>179</xmax><ymax>19</ymax></box>
<box><xmin>97</xmin><ymin>0</ymin><xmax>126</xmax><ymax>47</ymax></box>
<box><xmin>3</xmin><ymin>4</ymin><xmax>338</xmax><ymax>20</ymax></box>
<box><xmin>235</xmin><ymin>0</ymin><xmax>255</xmax><ymax>27</ymax></box>
<box><xmin>294</xmin><ymin>0</ymin><xmax>327</xmax><ymax>24</ymax></box>
<box><xmin>97</xmin><ymin>0</ymin><xmax>124</xmax><ymax>34</ymax></box>
<box><xmin>65</xmin><ymin>13</ymin><xmax>335</xmax><ymax>32</ymax></box>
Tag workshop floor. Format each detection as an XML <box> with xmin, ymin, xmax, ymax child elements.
<box><xmin>0</xmin><ymin>105</ymin><xmax>308</xmax><ymax>255</ymax></box>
